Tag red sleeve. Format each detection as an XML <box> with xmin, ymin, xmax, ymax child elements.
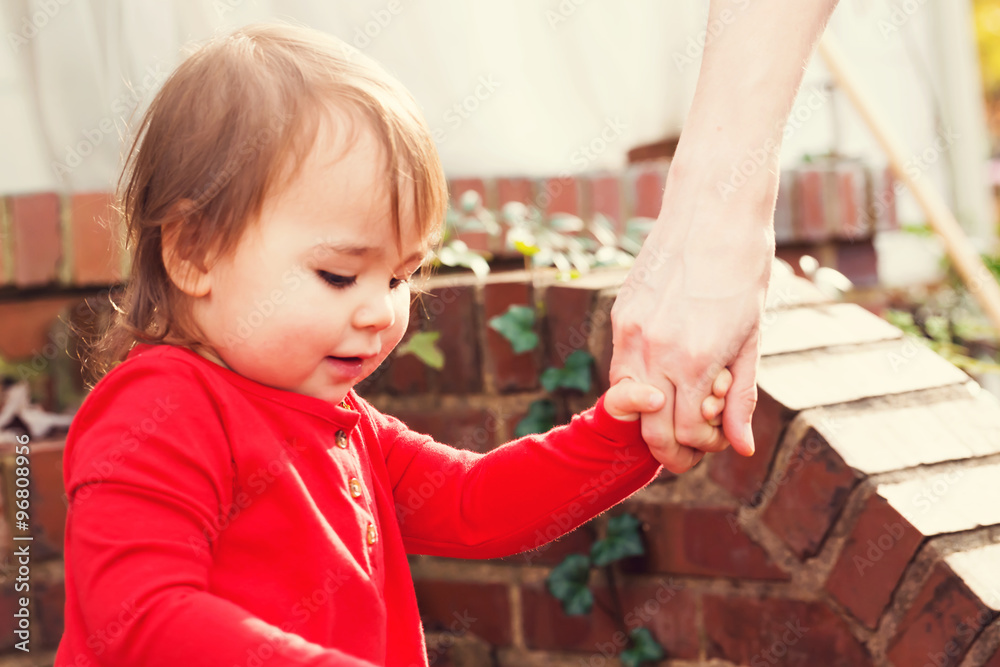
<box><xmin>64</xmin><ymin>363</ymin><xmax>378</xmax><ymax>667</ymax></box>
<box><xmin>368</xmin><ymin>394</ymin><xmax>661</xmax><ymax>559</ymax></box>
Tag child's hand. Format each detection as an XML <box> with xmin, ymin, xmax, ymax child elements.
<box><xmin>605</xmin><ymin>369</ymin><xmax>733</xmax><ymax>425</ymax></box>
<box><xmin>701</xmin><ymin>367</ymin><xmax>733</xmax><ymax>427</ymax></box>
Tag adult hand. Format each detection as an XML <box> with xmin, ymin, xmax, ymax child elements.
<box><xmin>610</xmin><ymin>175</ymin><xmax>772</xmax><ymax>473</ymax></box>
<box><xmin>609</xmin><ymin>0</ymin><xmax>840</xmax><ymax>474</ymax></box>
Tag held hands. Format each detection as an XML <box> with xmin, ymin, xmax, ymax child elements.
<box><xmin>608</xmin><ymin>170</ymin><xmax>773</xmax><ymax>474</ymax></box>
<box><xmin>605</xmin><ymin>369</ymin><xmax>732</xmax><ymax>426</ymax></box>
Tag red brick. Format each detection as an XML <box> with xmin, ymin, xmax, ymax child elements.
<box><xmin>496</xmin><ymin>178</ymin><xmax>534</xmax><ymax>206</ymax></box>
<box><xmin>0</xmin><ymin>579</ymin><xmax>21</xmax><ymax>651</ymax></box>
<box><xmin>34</xmin><ymin>570</ymin><xmax>65</xmax><ymax>649</ymax></box>
<box><xmin>501</xmin><ymin>523</ymin><xmax>595</xmax><ymax>566</ymax></box>
<box><xmin>708</xmin><ymin>390</ymin><xmax>791</xmax><ymax>506</ymax></box>
<box><xmin>0</xmin><ymin>297</ymin><xmax>75</xmax><ymax>360</ymax></box>
<box><xmin>384</xmin><ymin>352</ymin><xmax>429</xmax><ymax>396</ymax></box>
<box><xmin>424</xmin><ymin>283</ymin><xmax>482</xmax><ymax>394</ymax></box>
<box><xmin>835</xmin><ymin>164</ymin><xmax>867</xmax><ymax>241</ymax></box>
<box><xmin>824</xmin><ymin>494</ymin><xmax>923</xmax><ymax>628</ymax></box>
<box><xmin>703</xmin><ymin>596</ymin><xmax>873</xmax><ymax>666</ymax></box>
<box><xmin>631</xmin><ymin>166</ymin><xmax>667</xmax><ymax>219</ymax></box>
<box><xmin>10</xmin><ymin>192</ymin><xmax>62</xmax><ymax>287</ymax></box>
<box><xmin>626</xmin><ymin>503</ymin><xmax>789</xmax><ymax>580</ymax></box>
<box><xmin>887</xmin><ymin>561</ymin><xmax>997</xmax><ymax>667</ymax></box>
<box><xmin>425</xmin><ymin>632</ymin><xmax>492</xmax><ymax>666</ymax></box>
<box><xmin>0</xmin><ymin>481</ymin><xmax>7</xmax><ymax>560</ymax></box>
<box><xmin>761</xmin><ymin>428</ymin><xmax>860</xmax><ymax>559</ymax></box>
<box><xmin>483</xmin><ymin>278</ymin><xmax>539</xmax><ymax>393</ymax></box>
<box><xmin>983</xmin><ymin>644</ymin><xmax>1000</xmax><ymax>667</ymax></box>
<box><xmin>873</xmin><ymin>166</ymin><xmax>899</xmax><ymax>232</ymax></box>
<box><xmin>543</xmin><ymin>282</ymin><xmax>601</xmax><ymax>369</ymax></box>
<box><xmin>795</xmin><ymin>168</ymin><xmax>827</xmax><ymax>242</ymax></box>
<box><xmin>25</xmin><ymin>439</ymin><xmax>67</xmax><ymax>559</ymax></box>
<box><xmin>448</xmin><ymin>178</ymin><xmax>489</xmax><ymax>210</ymax></box>
<box><xmin>413</xmin><ymin>579</ymin><xmax>512</xmax><ymax>647</ymax></box>
<box><xmin>835</xmin><ymin>239</ymin><xmax>878</xmax><ymax>288</ymax></box>
<box><xmin>521</xmin><ymin>579</ymin><xmax>698</xmax><ymax>659</ymax></box>
<box><xmin>70</xmin><ymin>192</ymin><xmax>121</xmax><ymax>285</ymax></box>
<box><xmin>0</xmin><ymin>197</ymin><xmax>9</xmax><ymax>286</ymax></box>
<box><xmin>540</xmin><ymin>177</ymin><xmax>579</xmax><ymax>216</ymax></box>
<box><xmin>392</xmin><ymin>402</ymin><xmax>505</xmax><ymax>453</ymax></box>
<box><xmin>383</xmin><ymin>301</ymin><xmax>431</xmax><ymax>395</ymax></box>
<box><xmin>588</xmin><ymin>175</ymin><xmax>623</xmax><ymax>233</ymax></box>
<box><xmin>592</xmin><ymin>304</ymin><xmax>614</xmax><ymax>395</ymax></box>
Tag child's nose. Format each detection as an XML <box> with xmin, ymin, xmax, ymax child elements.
<box><xmin>353</xmin><ymin>289</ymin><xmax>396</xmax><ymax>331</ymax></box>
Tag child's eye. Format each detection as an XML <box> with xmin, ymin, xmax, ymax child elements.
<box><xmin>318</xmin><ymin>271</ymin><xmax>356</xmax><ymax>289</ymax></box>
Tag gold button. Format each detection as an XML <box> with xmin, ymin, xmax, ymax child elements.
<box><xmin>349</xmin><ymin>477</ymin><xmax>362</xmax><ymax>499</ymax></box>
<box><xmin>366</xmin><ymin>523</ymin><xmax>377</xmax><ymax>546</ymax></box>
<box><xmin>335</xmin><ymin>430</ymin><xmax>348</xmax><ymax>449</ymax></box>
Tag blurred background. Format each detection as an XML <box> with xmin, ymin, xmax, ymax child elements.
<box><xmin>3</xmin><ymin>1</ymin><xmax>1000</xmax><ymax>665</ymax></box>
<box><xmin>2</xmin><ymin>1</ymin><xmax>1000</xmax><ymax>401</ymax></box>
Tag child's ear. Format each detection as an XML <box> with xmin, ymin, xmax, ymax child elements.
<box><xmin>160</xmin><ymin>202</ymin><xmax>213</xmax><ymax>298</ymax></box>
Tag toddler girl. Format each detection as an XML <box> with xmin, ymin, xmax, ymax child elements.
<box><xmin>57</xmin><ymin>23</ymin><xmax>730</xmax><ymax>667</ymax></box>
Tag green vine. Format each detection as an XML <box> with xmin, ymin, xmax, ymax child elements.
<box><xmin>546</xmin><ymin>514</ymin><xmax>665</xmax><ymax>666</ymax></box>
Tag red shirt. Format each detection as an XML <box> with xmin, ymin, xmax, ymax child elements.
<box><xmin>56</xmin><ymin>343</ymin><xmax>660</xmax><ymax>666</ymax></box>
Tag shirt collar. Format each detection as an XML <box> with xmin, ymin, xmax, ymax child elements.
<box><xmin>126</xmin><ymin>343</ymin><xmax>362</xmax><ymax>429</ymax></box>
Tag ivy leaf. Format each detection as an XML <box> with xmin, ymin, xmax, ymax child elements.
<box><xmin>539</xmin><ymin>367</ymin><xmax>562</xmax><ymax>393</ymax></box>
<box><xmin>396</xmin><ymin>331</ymin><xmax>444</xmax><ymax>370</ymax></box>
<box><xmin>488</xmin><ymin>305</ymin><xmax>539</xmax><ymax>353</ymax></box>
<box><xmin>620</xmin><ymin>628</ymin><xmax>665</xmax><ymax>667</ymax></box>
<box><xmin>590</xmin><ymin>513</ymin><xmax>645</xmax><ymax>567</ymax></box>
<box><xmin>546</xmin><ymin>553</ymin><xmax>593</xmax><ymax>616</ymax></box>
<box><xmin>435</xmin><ymin>241</ymin><xmax>491</xmax><ymax>279</ymax></box>
<box><xmin>540</xmin><ymin>350</ymin><xmax>594</xmax><ymax>393</ymax></box>
<box><xmin>514</xmin><ymin>399</ymin><xmax>555</xmax><ymax>437</ymax></box>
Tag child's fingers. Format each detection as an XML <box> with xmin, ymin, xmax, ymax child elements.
<box><xmin>605</xmin><ymin>380</ymin><xmax>665</xmax><ymax>422</ymax></box>
<box><xmin>712</xmin><ymin>367</ymin><xmax>733</xmax><ymax>398</ymax></box>
<box><xmin>701</xmin><ymin>395</ymin><xmax>725</xmax><ymax>427</ymax></box>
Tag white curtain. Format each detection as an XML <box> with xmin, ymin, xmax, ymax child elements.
<box><xmin>0</xmin><ymin>0</ymin><xmax>992</xmax><ymax>244</ymax></box>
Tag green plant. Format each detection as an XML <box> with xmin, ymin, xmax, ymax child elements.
<box><xmin>487</xmin><ymin>305</ymin><xmax>538</xmax><ymax>353</ymax></box>
<box><xmin>880</xmin><ymin>232</ymin><xmax>1000</xmax><ymax>376</ymax></box>
<box><xmin>546</xmin><ymin>514</ymin><xmax>665</xmax><ymax>666</ymax></box>
<box><xmin>395</xmin><ymin>331</ymin><xmax>444</xmax><ymax>370</ymax></box>
<box><xmin>436</xmin><ymin>193</ymin><xmax>668</xmax><ymax>663</ymax></box>
<box><xmin>487</xmin><ymin>313</ymin><xmax>595</xmax><ymax>436</ymax></box>
<box><xmin>437</xmin><ymin>191</ymin><xmax>645</xmax><ymax>281</ymax></box>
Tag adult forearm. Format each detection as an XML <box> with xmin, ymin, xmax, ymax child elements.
<box><xmin>670</xmin><ymin>0</ymin><xmax>840</xmax><ymax>228</ymax></box>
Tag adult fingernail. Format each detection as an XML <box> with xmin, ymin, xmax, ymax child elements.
<box><xmin>744</xmin><ymin>422</ymin><xmax>755</xmax><ymax>455</ymax></box>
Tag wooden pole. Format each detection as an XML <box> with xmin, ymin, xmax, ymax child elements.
<box><xmin>818</xmin><ymin>33</ymin><xmax>1000</xmax><ymax>333</ymax></box>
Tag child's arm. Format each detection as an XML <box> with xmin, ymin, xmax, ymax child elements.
<box><xmin>63</xmin><ymin>369</ymin><xmax>379</xmax><ymax>667</ymax></box>
<box><xmin>372</xmin><ymin>372</ymin><xmax>730</xmax><ymax>559</ymax></box>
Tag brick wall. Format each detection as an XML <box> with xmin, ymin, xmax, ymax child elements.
<box><xmin>2</xmin><ymin>265</ymin><xmax>999</xmax><ymax>665</ymax></box>
<box><xmin>0</xmin><ymin>156</ymin><xmax>944</xmax><ymax>666</ymax></box>
<box><xmin>0</xmin><ymin>158</ymin><xmax>892</xmax><ymax>303</ymax></box>
<box><xmin>447</xmin><ymin>158</ymin><xmax>896</xmax><ymax>289</ymax></box>
<box><xmin>364</xmin><ymin>266</ymin><xmax>998</xmax><ymax>667</ymax></box>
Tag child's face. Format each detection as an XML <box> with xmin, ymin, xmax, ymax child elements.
<box><xmin>188</xmin><ymin>117</ymin><xmax>428</xmax><ymax>405</ymax></box>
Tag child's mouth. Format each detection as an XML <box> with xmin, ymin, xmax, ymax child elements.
<box><xmin>325</xmin><ymin>356</ymin><xmax>365</xmax><ymax>377</ymax></box>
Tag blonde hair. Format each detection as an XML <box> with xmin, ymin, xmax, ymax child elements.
<box><xmin>82</xmin><ymin>22</ymin><xmax>447</xmax><ymax>386</ymax></box>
